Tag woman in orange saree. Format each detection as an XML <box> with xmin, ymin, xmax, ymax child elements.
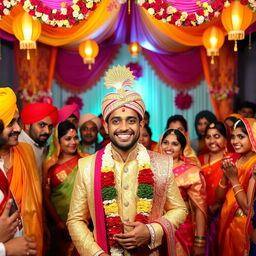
<box><xmin>159</xmin><ymin>128</ymin><xmax>207</xmax><ymax>256</ymax></box>
<box><xmin>217</xmin><ymin>118</ymin><xmax>256</xmax><ymax>256</ymax></box>
<box><xmin>198</xmin><ymin>121</ymin><xmax>239</xmax><ymax>256</ymax></box>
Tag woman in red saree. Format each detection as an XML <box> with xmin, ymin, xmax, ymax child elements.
<box><xmin>217</xmin><ymin>118</ymin><xmax>256</xmax><ymax>256</ymax></box>
<box><xmin>159</xmin><ymin>128</ymin><xmax>207</xmax><ymax>256</ymax></box>
<box><xmin>43</xmin><ymin>120</ymin><xmax>88</xmax><ymax>256</ymax></box>
<box><xmin>198</xmin><ymin>121</ymin><xmax>239</xmax><ymax>256</ymax></box>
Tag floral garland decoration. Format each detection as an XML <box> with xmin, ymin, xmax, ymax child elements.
<box><xmin>126</xmin><ymin>62</ymin><xmax>143</xmax><ymax>80</ymax></box>
<box><xmin>137</xmin><ymin>0</ymin><xmax>233</xmax><ymax>27</ymax></box>
<box><xmin>65</xmin><ymin>95</ymin><xmax>84</xmax><ymax>110</ymax></box>
<box><xmin>20</xmin><ymin>0</ymin><xmax>101</xmax><ymax>28</ymax></box>
<box><xmin>18</xmin><ymin>88</ymin><xmax>53</xmax><ymax>104</ymax></box>
<box><xmin>209</xmin><ymin>84</ymin><xmax>239</xmax><ymax>100</ymax></box>
<box><xmin>175</xmin><ymin>91</ymin><xmax>193</xmax><ymax>110</ymax></box>
<box><xmin>241</xmin><ymin>0</ymin><xmax>256</xmax><ymax>11</ymax></box>
<box><xmin>101</xmin><ymin>143</ymin><xmax>154</xmax><ymax>255</ymax></box>
<box><xmin>0</xmin><ymin>0</ymin><xmax>18</xmax><ymax>19</ymax></box>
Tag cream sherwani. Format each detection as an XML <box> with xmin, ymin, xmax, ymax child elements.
<box><xmin>67</xmin><ymin>144</ymin><xmax>187</xmax><ymax>256</ymax></box>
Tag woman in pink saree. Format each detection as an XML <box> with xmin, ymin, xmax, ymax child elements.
<box><xmin>159</xmin><ymin>128</ymin><xmax>207</xmax><ymax>256</ymax></box>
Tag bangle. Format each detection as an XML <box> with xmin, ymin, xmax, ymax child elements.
<box><xmin>195</xmin><ymin>236</ymin><xmax>206</xmax><ymax>240</ymax></box>
<box><xmin>234</xmin><ymin>189</ymin><xmax>244</xmax><ymax>197</ymax></box>
<box><xmin>218</xmin><ymin>181</ymin><xmax>227</xmax><ymax>189</ymax></box>
<box><xmin>194</xmin><ymin>240</ymin><xmax>206</xmax><ymax>247</ymax></box>
<box><xmin>232</xmin><ymin>184</ymin><xmax>242</xmax><ymax>190</ymax></box>
<box><xmin>194</xmin><ymin>244</ymin><xmax>206</xmax><ymax>248</ymax></box>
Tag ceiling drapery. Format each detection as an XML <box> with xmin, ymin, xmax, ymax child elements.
<box><xmin>0</xmin><ymin>0</ymin><xmax>256</xmax><ymax>93</ymax></box>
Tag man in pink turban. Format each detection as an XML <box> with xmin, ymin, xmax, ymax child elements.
<box><xmin>58</xmin><ymin>103</ymin><xmax>80</xmax><ymax>128</ymax></box>
<box><xmin>79</xmin><ymin>113</ymin><xmax>103</xmax><ymax>154</ymax></box>
<box><xmin>19</xmin><ymin>103</ymin><xmax>58</xmax><ymax>182</ymax></box>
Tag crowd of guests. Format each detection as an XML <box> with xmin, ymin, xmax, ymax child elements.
<box><xmin>0</xmin><ymin>85</ymin><xmax>256</xmax><ymax>256</ymax></box>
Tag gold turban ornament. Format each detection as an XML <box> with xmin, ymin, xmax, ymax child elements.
<box><xmin>101</xmin><ymin>65</ymin><xmax>145</xmax><ymax>121</ymax></box>
<box><xmin>0</xmin><ymin>87</ymin><xmax>18</xmax><ymax>127</ymax></box>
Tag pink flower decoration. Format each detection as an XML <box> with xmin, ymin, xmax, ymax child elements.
<box><xmin>65</xmin><ymin>95</ymin><xmax>84</xmax><ymax>110</ymax></box>
<box><xmin>175</xmin><ymin>92</ymin><xmax>193</xmax><ymax>110</ymax></box>
<box><xmin>126</xmin><ymin>62</ymin><xmax>143</xmax><ymax>80</ymax></box>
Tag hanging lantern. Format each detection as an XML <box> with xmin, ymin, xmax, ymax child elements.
<box><xmin>128</xmin><ymin>42</ymin><xmax>141</xmax><ymax>60</ymax></box>
<box><xmin>13</xmin><ymin>12</ymin><xmax>41</xmax><ymax>60</ymax></box>
<box><xmin>202</xmin><ymin>26</ymin><xmax>225</xmax><ymax>64</ymax></box>
<box><xmin>79</xmin><ymin>40</ymin><xmax>99</xmax><ymax>70</ymax></box>
<box><xmin>221</xmin><ymin>0</ymin><xmax>252</xmax><ymax>52</ymax></box>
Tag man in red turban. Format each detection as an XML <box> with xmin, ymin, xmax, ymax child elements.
<box><xmin>19</xmin><ymin>103</ymin><xmax>58</xmax><ymax>182</ymax></box>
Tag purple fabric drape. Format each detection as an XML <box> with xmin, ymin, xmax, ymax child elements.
<box><xmin>55</xmin><ymin>45</ymin><xmax>121</xmax><ymax>93</ymax></box>
<box><xmin>166</xmin><ymin>0</ymin><xmax>212</xmax><ymax>13</ymax></box>
<box><xmin>0</xmin><ymin>29</ymin><xmax>16</xmax><ymax>42</ymax></box>
<box><xmin>142</xmin><ymin>47</ymin><xmax>203</xmax><ymax>90</ymax></box>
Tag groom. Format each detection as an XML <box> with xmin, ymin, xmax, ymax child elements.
<box><xmin>67</xmin><ymin>66</ymin><xmax>187</xmax><ymax>256</ymax></box>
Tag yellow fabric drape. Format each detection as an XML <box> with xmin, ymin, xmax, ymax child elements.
<box><xmin>140</xmin><ymin>7</ymin><xmax>224</xmax><ymax>47</ymax></box>
<box><xmin>0</xmin><ymin>1</ymin><xmax>120</xmax><ymax>46</ymax></box>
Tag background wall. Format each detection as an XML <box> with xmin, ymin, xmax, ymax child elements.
<box><xmin>52</xmin><ymin>44</ymin><xmax>214</xmax><ymax>141</ymax></box>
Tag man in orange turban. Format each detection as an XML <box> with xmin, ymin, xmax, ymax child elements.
<box><xmin>19</xmin><ymin>103</ymin><xmax>58</xmax><ymax>182</ymax></box>
<box><xmin>0</xmin><ymin>87</ymin><xmax>43</xmax><ymax>256</ymax></box>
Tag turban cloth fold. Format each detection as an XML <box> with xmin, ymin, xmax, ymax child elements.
<box><xmin>58</xmin><ymin>103</ymin><xmax>80</xmax><ymax>124</ymax></box>
<box><xmin>0</xmin><ymin>87</ymin><xmax>17</xmax><ymax>127</ymax></box>
<box><xmin>79</xmin><ymin>113</ymin><xmax>101</xmax><ymax>130</ymax></box>
<box><xmin>102</xmin><ymin>90</ymin><xmax>145</xmax><ymax>121</ymax></box>
<box><xmin>21</xmin><ymin>103</ymin><xmax>58</xmax><ymax>126</ymax></box>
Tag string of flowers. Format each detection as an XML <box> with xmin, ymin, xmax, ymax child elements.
<box><xmin>137</xmin><ymin>0</ymin><xmax>232</xmax><ymax>27</ymax></box>
<box><xmin>20</xmin><ymin>0</ymin><xmax>101</xmax><ymax>28</ymax></box>
<box><xmin>101</xmin><ymin>143</ymin><xmax>154</xmax><ymax>256</ymax></box>
<box><xmin>241</xmin><ymin>0</ymin><xmax>256</xmax><ymax>11</ymax></box>
<box><xmin>0</xmin><ymin>0</ymin><xmax>18</xmax><ymax>19</ymax></box>
<box><xmin>209</xmin><ymin>84</ymin><xmax>239</xmax><ymax>100</ymax></box>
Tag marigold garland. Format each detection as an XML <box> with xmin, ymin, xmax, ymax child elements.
<box><xmin>101</xmin><ymin>143</ymin><xmax>154</xmax><ymax>255</ymax></box>
<box><xmin>138</xmin><ymin>0</ymin><xmax>256</xmax><ymax>27</ymax></box>
<box><xmin>20</xmin><ymin>0</ymin><xmax>101</xmax><ymax>28</ymax></box>
<box><xmin>0</xmin><ymin>0</ymin><xmax>18</xmax><ymax>19</ymax></box>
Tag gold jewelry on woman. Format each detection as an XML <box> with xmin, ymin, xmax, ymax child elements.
<box><xmin>234</xmin><ymin>189</ymin><xmax>244</xmax><ymax>197</ymax></box>
<box><xmin>218</xmin><ymin>181</ymin><xmax>227</xmax><ymax>189</ymax></box>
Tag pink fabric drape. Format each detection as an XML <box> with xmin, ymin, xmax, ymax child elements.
<box><xmin>167</xmin><ymin>0</ymin><xmax>212</xmax><ymax>13</ymax></box>
<box><xmin>55</xmin><ymin>44</ymin><xmax>121</xmax><ymax>93</ymax></box>
<box><xmin>142</xmin><ymin>47</ymin><xmax>203</xmax><ymax>90</ymax></box>
<box><xmin>40</xmin><ymin>0</ymin><xmax>73</xmax><ymax>9</ymax></box>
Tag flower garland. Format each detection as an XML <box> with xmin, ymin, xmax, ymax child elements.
<box><xmin>126</xmin><ymin>62</ymin><xmax>143</xmax><ymax>80</ymax></box>
<box><xmin>241</xmin><ymin>0</ymin><xmax>256</xmax><ymax>11</ymax></box>
<box><xmin>0</xmin><ymin>0</ymin><xmax>18</xmax><ymax>19</ymax></box>
<box><xmin>175</xmin><ymin>91</ymin><xmax>193</xmax><ymax>110</ymax></box>
<box><xmin>18</xmin><ymin>88</ymin><xmax>53</xmax><ymax>104</ymax></box>
<box><xmin>209</xmin><ymin>84</ymin><xmax>239</xmax><ymax>100</ymax></box>
<box><xmin>138</xmin><ymin>0</ymin><xmax>232</xmax><ymax>27</ymax></box>
<box><xmin>65</xmin><ymin>95</ymin><xmax>84</xmax><ymax>110</ymax></box>
<box><xmin>101</xmin><ymin>143</ymin><xmax>154</xmax><ymax>255</ymax></box>
<box><xmin>20</xmin><ymin>0</ymin><xmax>101</xmax><ymax>28</ymax></box>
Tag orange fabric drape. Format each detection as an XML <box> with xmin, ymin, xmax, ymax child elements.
<box><xmin>11</xmin><ymin>143</ymin><xmax>43</xmax><ymax>256</ymax></box>
<box><xmin>201</xmin><ymin>42</ymin><xmax>236</xmax><ymax>121</ymax></box>
<box><xmin>0</xmin><ymin>1</ymin><xmax>120</xmax><ymax>47</ymax></box>
<box><xmin>14</xmin><ymin>41</ymin><xmax>56</xmax><ymax>101</ymax></box>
